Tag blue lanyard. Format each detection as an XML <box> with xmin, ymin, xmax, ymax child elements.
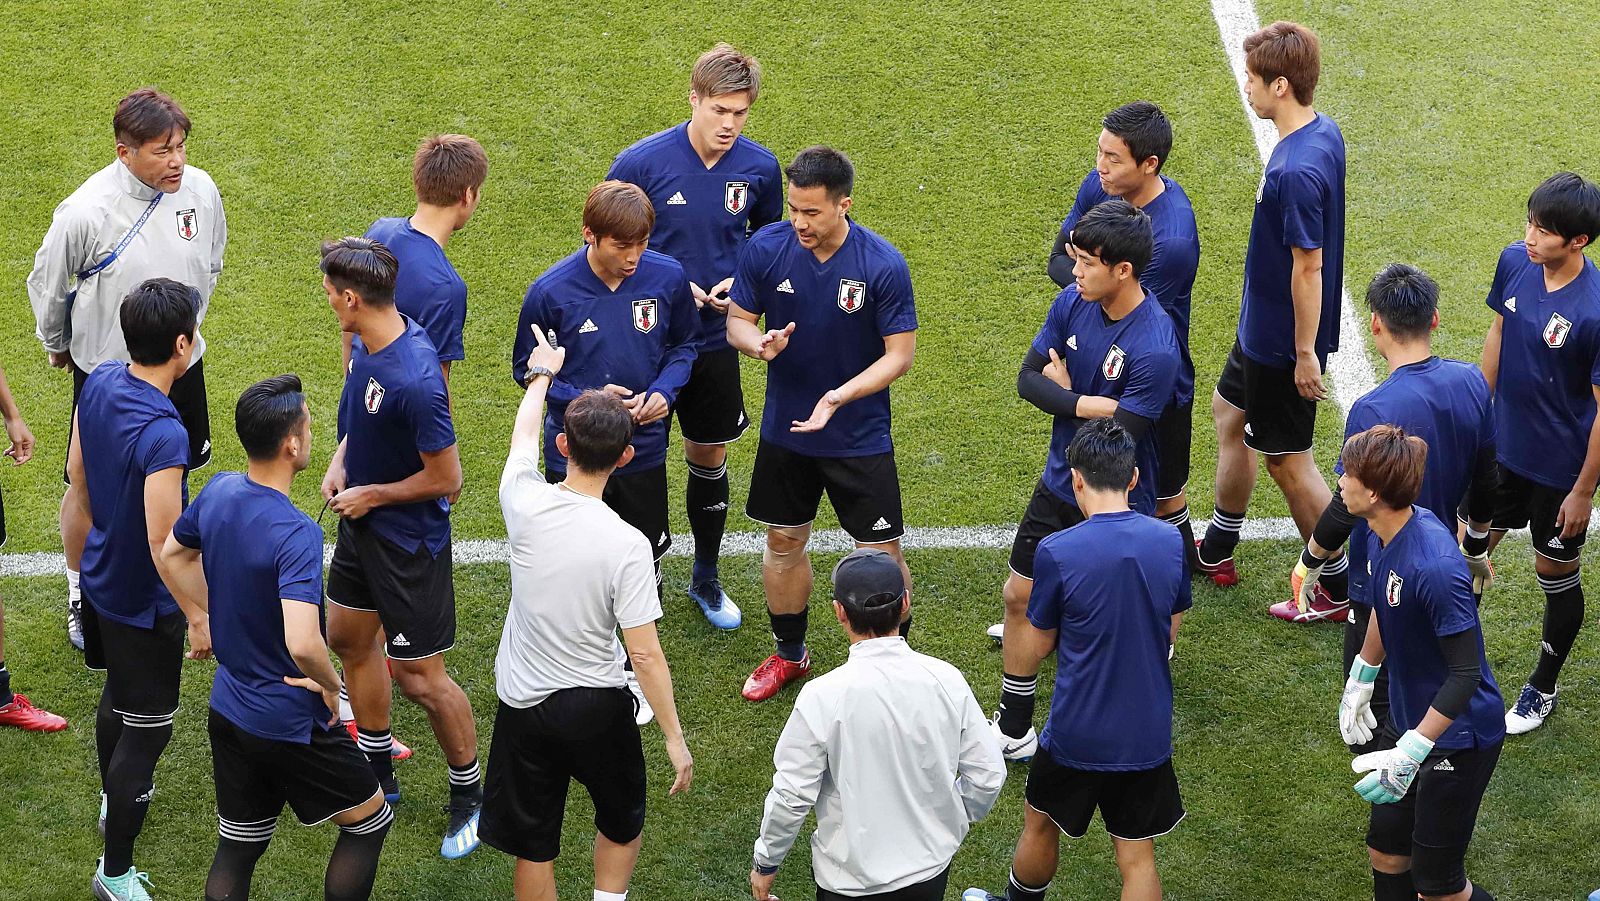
<box><xmin>76</xmin><ymin>192</ymin><xmax>163</xmax><ymax>283</ymax></box>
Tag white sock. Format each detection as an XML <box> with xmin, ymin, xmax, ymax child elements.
<box><xmin>594</xmin><ymin>890</ymin><xmax>627</xmax><ymax>901</ymax></box>
<box><xmin>67</xmin><ymin>568</ymin><xmax>81</xmax><ymax>605</ymax></box>
<box><xmin>338</xmin><ymin>684</ymin><xmax>355</xmax><ymax>724</ymax></box>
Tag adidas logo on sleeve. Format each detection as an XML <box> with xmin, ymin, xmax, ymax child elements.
<box><xmin>776</xmin><ymin>278</ymin><xmax>795</xmax><ymax>293</ymax></box>
<box><xmin>667</xmin><ymin>191</ymin><xmax>687</xmax><ymax>205</ymax></box>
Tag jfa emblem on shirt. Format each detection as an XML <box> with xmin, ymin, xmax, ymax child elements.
<box><xmin>364</xmin><ymin>377</ymin><xmax>385</xmax><ymax>414</ymax></box>
<box><xmin>1102</xmin><ymin>344</ymin><xmax>1127</xmax><ymax>380</ymax></box>
<box><xmin>1385</xmin><ymin>571</ymin><xmax>1404</xmax><ymax>608</ymax></box>
<box><xmin>725</xmin><ymin>181</ymin><xmax>750</xmax><ymax>215</ymax></box>
<box><xmin>838</xmin><ymin>279</ymin><xmax>866</xmax><ymax>314</ymax></box>
<box><xmin>176</xmin><ymin>209</ymin><xmax>197</xmax><ymax>241</ymax></box>
<box><xmin>632</xmin><ymin>298</ymin><xmax>658</xmax><ymax>333</ymax></box>
<box><xmin>1544</xmin><ymin>312</ymin><xmax>1572</xmax><ymax>348</ymax></box>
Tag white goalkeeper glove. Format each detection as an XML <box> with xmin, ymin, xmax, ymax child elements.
<box><xmin>1352</xmin><ymin>729</ymin><xmax>1433</xmax><ymax>804</ymax></box>
<box><xmin>1339</xmin><ymin>656</ymin><xmax>1380</xmax><ymax>746</ymax></box>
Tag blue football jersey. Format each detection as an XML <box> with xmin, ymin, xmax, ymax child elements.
<box><xmin>365</xmin><ymin>217</ymin><xmax>468</xmax><ymax>363</ymax></box>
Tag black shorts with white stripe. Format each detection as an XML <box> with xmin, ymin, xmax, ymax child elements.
<box><xmin>83</xmin><ymin>607</ymin><xmax>184</xmax><ymax>720</ymax></box>
<box><xmin>208</xmin><ymin>707</ymin><xmax>381</xmax><ymax>831</ymax></box>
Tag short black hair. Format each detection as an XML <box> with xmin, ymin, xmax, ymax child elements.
<box><xmin>1528</xmin><ymin>172</ymin><xmax>1600</xmax><ymax>246</ymax></box>
<box><xmin>1069</xmin><ymin>199</ymin><xmax>1154</xmax><ymax>278</ymax></box>
<box><xmin>320</xmin><ymin>237</ymin><xmax>398</xmax><ymax>307</ymax></box>
<box><xmin>235</xmin><ymin>375</ymin><xmax>307</xmax><ymax>461</ymax></box>
<box><xmin>1102</xmin><ymin>101</ymin><xmax>1172</xmax><ymax>174</ymax></box>
<box><xmin>839</xmin><ymin>594</ymin><xmax>903</xmax><ymax>636</ymax></box>
<box><xmin>563</xmin><ymin>390</ymin><xmax>636</xmax><ymax>473</ymax></box>
<box><xmin>1365</xmin><ymin>263</ymin><xmax>1438</xmax><ymax>341</ymax></box>
<box><xmin>1068</xmin><ymin>418</ymin><xmax>1137</xmax><ymax>492</ymax></box>
<box><xmin>786</xmin><ymin>146</ymin><xmax>854</xmax><ymax>201</ymax></box>
<box><xmin>120</xmin><ymin>278</ymin><xmax>198</xmax><ymax>365</ymax></box>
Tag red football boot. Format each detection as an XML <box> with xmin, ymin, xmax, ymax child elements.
<box><xmin>0</xmin><ymin>694</ymin><xmax>68</xmax><ymax>732</ymax></box>
<box><xmin>345</xmin><ymin>720</ymin><xmax>414</xmax><ymax>761</ymax></box>
<box><xmin>1193</xmin><ymin>540</ymin><xmax>1240</xmax><ymax>587</ymax></box>
<box><xmin>1268</xmin><ymin>583</ymin><xmax>1350</xmax><ymax>624</ymax></box>
<box><xmin>741</xmin><ymin>653</ymin><xmax>811</xmax><ymax>702</ymax></box>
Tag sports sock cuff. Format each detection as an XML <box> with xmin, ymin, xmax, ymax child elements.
<box><xmin>1322</xmin><ymin>554</ymin><xmax>1349</xmax><ymax>575</ymax></box>
<box><xmin>1209</xmin><ymin>507</ymin><xmax>1246</xmax><ymax>532</ymax></box>
<box><xmin>355</xmin><ymin>728</ymin><xmax>393</xmax><ymax>754</ymax></box>
<box><xmin>594</xmin><ymin>891</ymin><xmax>628</xmax><ymax>901</ymax></box>
<box><xmin>448</xmin><ymin>758</ymin><xmax>481</xmax><ymax>786</ymax></box>
<box><xmin>1008</xmin><ymin>868</ymin><xmax>1050</xmax><ymax>898</ymax></box>
<box><xmin>1537</xmin><ymin>571</ymin><xmax>1582</xmax><ymax>593</ymax></box>
<box><xmin>1001</xmin><ymin>674</ymin><xmax>1038</xmax><ymax>696</ymax></box>
<box><xmin>686</xmin><ymin>461</ymin><xmax>727</xmax><ymax>480</ymax></box>
<box><xmin>339</xmin><ymin>804</ymin><xmax>395</xmax><ymax>835</ymax></box>
<box><xmin>1160</xmin><ymin>506</ymin><xmax>1190</xmax><ymax>526</ymax></box>
<box><xmin>218</xmin><ymin>815</ymin><xmax>278</xmax><ymax>843</ymax></box>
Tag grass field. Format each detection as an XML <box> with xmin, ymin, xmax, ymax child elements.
<box><xmin>2</xmin><ymin>1</ymin><xmax>1600</xmax><ymax>898</ymax></box>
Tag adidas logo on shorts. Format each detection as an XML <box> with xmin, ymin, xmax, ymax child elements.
<box><xmin>392</xmin><ymin>633</ymin><xmax>411</xmax><ymax>647</ymax></box>
<box><xmin>871</xmin><ymin>517</ymin><xmax>892</xmax><ymax>531</ymax></box>
<box><xmin>1548</xmin><ymin>535</ymin><xmax>1565</xmax><ymax>550</ymax></box>
<box><xmin>658</xmin><ymin>531</ymin><xmax>669</xmax><ymax>546</ymax></box>
<box><xmin>667</xmin><ymin>191</ymin><xmax>687</xmax><ymax>205</ymax></box>
<box><xmin>1433</xmin><ymin>759</ymin><xmax>1455</xmax><ymax>772</ymax></box>
<box><xmin>776</xmin><ymin>279</ymin><xmax>795</xmax><ymax>293</ymax></box>
<box><xmin>579</xmin><ymin>319</ymin><xmax>599</xmax><ymax>334</ymax></box>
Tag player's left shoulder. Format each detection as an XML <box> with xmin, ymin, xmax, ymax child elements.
<box><xmin>732</xmin><ymin>134</ymin><xmax>781</xmax><ymax>168</ymax></box>
<box><xmin>180</xmin><ymin>165</ymin><xmax>223</xmax><ymax>203</ymax></box>
<box><xmin>637</xmin><ymin>248</ymin><xmax>687</xmax><ymax>280</ymax></box>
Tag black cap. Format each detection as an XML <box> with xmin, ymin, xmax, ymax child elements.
<box><xmin>830</xmin><ymin>548</ymin><xmax>906</xmax><ymax>609</ymax></box>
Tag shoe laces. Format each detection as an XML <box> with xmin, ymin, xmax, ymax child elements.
<box><xmin>6</xmin><ymin>693</ymin><xmax>35</xmax><ymax>712</ymax></box>
<box><xmin>693</xmin><ymin>580</ymin><xmax>724</xmax><ymax>610</ymax></box>
<box><xmin>1512</xmin><ymin>685</ymin><xmax>1546</xmax><ymax>717</ymax></box>
<box><xmin>102</xmin><ymin>868</ymin><xmax>154</xmax><ymax>900</ymax></box>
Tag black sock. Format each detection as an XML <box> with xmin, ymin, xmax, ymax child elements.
<box><xmin>998</xmin><ymin>673</ymin><xmax>1037</xmax><ymax>738</ymax></box>
<box><xmin>0</xmin><ymin>662</ymin><xmax>12</xmax><ymax>708</ymax></box>
<box><xmin>1320</xmin><ymin>553</ymin><xmax>1350</xmax><ymax>604</ymax></box>
<box><xmin>1161</xmin><ymin>507</ymin><xmax>1199</xmax><ymax>574</ymax></box>
<box><xmin>448</xmin><ymin>757</ymin><xmax>482</xmax><ymax>804</ymax></box>
<box><xmin>1530</xmin><ymin>570</ymin><xmax>1583</xmax><ymax>693</ymax></box>
<box><xmin>1372</xmin><ymin>868</ymin><xmax>1415</xmax><ymax>901</ymax></box>
<box><xmin>770</xmin><ymin>610</ymin><xmax>808</xmax><ymax>662</ymax></box>
<box><xmin>104</xmin><ymin>714</ymin><xmax>174</xmax><ymax>873</ymax></box>
<box><xmin>356</xmin><ymin>728</ymin><xmax>395</xmax><ymax>784</ymax></box>
<box><xmin>204</xmin><ymin>836</ymin><xmax>270</xmax><ymax>900</ymax></box>
<box><xmin>1469</xmin><ymin>883</ymin><xmax>1495</xmax><ymax>901</ymax></box>
<box><xmin>1199</xmin><ymin>507</ymin><xmax>1245</xmax><ymax>565</ymax></box>
<box><xmin>898</xmin><ymin>615</ymin><xmax>913</xmax><ymax>639</ymax></box>
<box><xmin>326</xmin><ymin>805</ymin><xmax>393</xmax><ymax>901</ymax></box>
<box><xmin>686</xmin><ymin>460</ymin><xmax>729</xmax><ymax>586</ymax></box>
<box><xmin>1006</xmin><ymin>869</ymin><xmax>1050</xmax><ymax>901</ymax></box>
<box><xmin>95</xmin><ymin>688</ymin><xmax>123</xmax><ymax>787</ymax></box>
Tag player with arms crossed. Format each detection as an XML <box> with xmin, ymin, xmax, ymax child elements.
<box><xmin>29</xmin><ymin>87</ymin><xmax>226</xmax><ymax>651</ymax></box>
<box><xmin>1195</xmin><ymin>22</ymin><xmax>1352</xmax><ymax>622</ymax></box>
<box><xmin>965</xmin><ymin>420</ymin><xmax>1190</xmax><ymax>901</ymax></box>
<box><xmin>1289</xmin><ymin>265</ymin><xmax>1496</xmax><ymax>749</ymax></box>
<box><xmin>993</xmin><ymin>200</ymin><xmax>1180</xmax><ymax>760</ymax></box>
<box><xmin>607</xmin><ymin>43</ymin><xmax>783</xmax><ymax>629</ymax></box>
<box><xmin>320</xmin><ymin>238</ymin><xmax>483</xmax><ymax>859</ymax></box>
<box><xmin>1336</xmin><ymin>425</ymin><xmax>1504</xmax><ymax>901</ymax></box>
<box><xmin>161</xmin><ymin>376</ymin><xmax>392</xmax><ymax>901</ymax></box>
<box><xmin>1471</xmin><ymin>172</ymin><xmax>1600</xmax><ymax>735</ymax></box>
<box><xmin>726</xmin><ymin>146</ymin><xmax>918</xmax><ymax>702</ymax></box>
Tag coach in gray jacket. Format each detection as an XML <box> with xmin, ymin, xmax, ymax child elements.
<box><xmin>751</xmin><ymin>548</ymin><xmax>1006</xmax><ymax>900</ymax></box>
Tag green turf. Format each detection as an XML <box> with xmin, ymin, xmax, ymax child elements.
<box><xmin>3</xmin><ymin>0</ymin><xmax>1600</xmax><ymax>898</ymax></box>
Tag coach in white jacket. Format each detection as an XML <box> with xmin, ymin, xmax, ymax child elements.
<box><xmin>751</xmin><ymin>548</ymin><xmax>1006</xmax><ymax>901</ymax></box>
<box><xmin>27</xmin><ymin>86</ymin><xmax>225</xmax><ymax>650</ymax></box>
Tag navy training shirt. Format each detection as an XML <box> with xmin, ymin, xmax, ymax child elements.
<box><xmin>1237</xmin><ymin>113</ymin><xmax>1346</xmax><ymax>369</ymax></box>
<box><xmin>1363</xmin><ymin>507</ymin><xmax>1504</xmax><ymax>749</ymax></box>
<box><xmin>731</xmin><ymin>220</ymin><xmax>919</xmax><ymax>457</ymax></box>
<box><xmin>171</xmin><ymin>472</ymin><xmax>330</xmax><ymax>743</ymax></box>
<box><xmin>607</xmin><ymin>124</ymin><xmax>784</xmax><ymax>352</ymax></box>
<box><xmin>1486</xmin><ymin>242</ymin><xmax>1600</xmax><ymax>490</ymax></box>
<box><xmin>1059</xmin><ymin>171</ymin><xmax>1200</xmax><ymax>405</ymax></box>
<box><xmin>338</xmin><ymin>317</ymin><xmax>457</xmax><ymax>556</ymax></box>
<box><xmin>1031</xmin><ymin>287</ymin><xmax>1179</xmax><ymax>514</ymax></box>
<box><xmin>1337</xmin><ymin>358</ymin><xmax>1494</xmax><ymax>605</ymax></box>
<box><xmin>512</xmin><ymin>247</ymin><xmax>699</xmax><ymax>471</ymax></box>
<box><xmin>77</xmin><ymin>362</ymin><xmax>189</xmax><ymax>628</ymax></box>
<box><xmin>365</xmin><ymin>217</ymin><xmax>468</xmax><ymax>363</ymax></box>
<box><xmin>1030</xmin><ymin>510</ymin><xmax>1192</xmax><ymax>770</ymax></box>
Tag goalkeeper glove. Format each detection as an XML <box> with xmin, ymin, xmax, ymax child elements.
<box><xmin>1291</xmin><ymin>547</ymin><xmax>1327</xmax><ymax>613</ymax></box>
<box><xmin>1339</xmin><ymin>656</ymin><xmax>1380</xmax><ymax>745</ymax></box>
<box><xmin>1352</xmin><ymin>729</ymin><xmax>1433</xmax><ymax>804</ymax></box>
<box><xmin>1459</xmin><ymin>544</ymin><xmax>1494</xmax><ymax>595</ymax></box>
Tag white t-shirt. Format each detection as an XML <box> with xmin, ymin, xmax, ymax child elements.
<box><xmin>495</xmin><ymin>441</ymin><xmax>662</xmax><ymax>708</ymax></box>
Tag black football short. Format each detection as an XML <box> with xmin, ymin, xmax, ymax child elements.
<box><xmin>1155</xmin><ymin>400</ymin><xmax>1193</xmax><ymax>501</ymax></box>
<box><xmin>1459</xmin><ymin>464</ymin><xmax>1585</xmax><ymax>563</ymax></box>
<box><xmin>68</xmin><ymin>359</ymin><xmax>211</xmax><ymax>483</ymax></box>
<box><xmin>1215</xmin><ymin>340</ymin><xmax>1318</xmax><ymax>456</ymax></box>
<box><xmin>547</xmin><ymin>463</ymin><xmax>671</xmax><ymax>561</ymax></box>
<box><xmin>326</xmin><ymin>518</ymin><xmax>456</xmax><ymax>660</ymax></box>
<box><xmin>1026</xmin><ymin>748</ymin><xmax>1185</xmax><ymax>841</ymax></box>
<box><xmin>1366</xmin><ymin>740</ymin><xmax>1501</xmax><ymax>897</ymax></box>
<box><xmin>209</xmin><ymin>707</ymin><xmax>379</xmax><ymax>831</ymax></box>
<box><xmin>745</xmin><ymin>439</ymin><xmax>904</xmax><ymax>543</ymax></box>
<box><xmin>674</xmin><ymin>347</ymin><xmax>750</xmax><ymax>446</ymax></box>
<box><xmin>480</xmin><ymin>689</ymin><xmax>646</xmax><ymax>863</ymax></box>
<box><xmin>83</xmin><ymin>606</ymin><xmax>184</xmax><ymax>722</ymax></box>
<box><xmin>1009</xmin><ymin>479</ymin><xmax>1086</xmax><ymax>580</ymax></box>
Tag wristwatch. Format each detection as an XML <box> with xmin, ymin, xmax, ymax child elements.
<box><xmin>527</xmin><ymin>366</ymin><xmax>555</xmax><ymax>384</ymax></box>
<box><xmin>753</xmin><ymin>860</ymin><xmax>779</xmax><ymax>876</ymax></box>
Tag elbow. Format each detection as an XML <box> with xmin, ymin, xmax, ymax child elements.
<box><xmin>627</xmin><ymin>643</ymin><xmax>663</xmax><ymax>672</ymax></box>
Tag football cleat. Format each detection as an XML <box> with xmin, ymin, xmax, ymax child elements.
<box><xmin>627</xmin><ymin>671</ymin><xmax>654</xmax><ymax>725</ymax></box>
<box><xmin>68</xmin><ymin>599</ymin><xmax>85</xmax><ymax>652</ymax></box>
<box><xmin>440</xmin><ymin>799</ymin><xmax>481</xmax><ymax>859</ymax></box>
<box><xmin>688</xmin><ymin>580</ymin><xmax>742</xmax><ymax>631</ymax></box>
<box><xmin>1193</xmin><ymin>540</ymin><xmax>1239</xmax><ymax>587</ymax></box>
<box><xmin>99</xmin><ymin>792</ymin><xmax>107</xmax><ymax>839</ymax></box>
<box><xmin>741</xmin><ymin>653</ymin><xmax>811</xmax><ymax>702</ymax></box>
<box><xmin>962</xmin><ymin>889</ymin><xmax>1004</xmax><ymax>901</ymax></box>
<box><xmin>985</xmin><ymin>622</ymin><xmax>1005</xmax><ymax>644</ymax></box>
<box><xmin>989</xmin><ymin>713</ymin><xmax>1038</xmax><ymax>763</ymax></box>
<box><xmin>92</xmin><ymin>859</ymin><xmax>153</xmax><ymax>901</ymax></box>
<box><xmin>0</xmin><ymin>694</ymin><xmax>68</xmax><ymax>732</ymax></box>
<box><xmin>1269</xmin><ymin>584</ymin><xmax>1348</xmax><ymax>624</ymax></box>
<box><xmin>1505</xmin><ymin>684</ymin><xmax>1557</xmax><ymax>735</ymax></box>
<box><xmin>343</xmin><ymin>720</ymin><xmax>413</xmax><ymax>761</ymax></box>
<box><xmin>379</xmin><ymin>775</ymin><xmax>401</xmax><ymax>805</ymax></box>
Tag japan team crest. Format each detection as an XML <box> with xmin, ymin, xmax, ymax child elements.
<box><xmin>1385</xmin><ymin>571</ymin><xmax>1403</xmax><ymax>608</ymax></box>
<box><xmin>838</xmin><ymin>279</ymin><xmax>866</xmax><ymax>314</ymax></box>
<box><xmin>1544</xmin><ymin>312</ymin><xmax>1572</xmax><ymax>348</ymax></box>
<box><xmin>632</xmin><ymin>298</ymin><xmax>658</xmax><ymax>333</ymax></box>
<box><xmin>1102</xmin><ymin>344</ymin><xmax>1127</xmax><ymax>380</ymax></box>
<box><xmin>176</xmin><ymin>208</ymin><xmax>197</xmax><ymax>241</ymax></box>
<box><xmin>364</xmin><ymin>377</ymin><xmax>385</xmax><ymax>414</ymax></box>
<box><xmin>725</xmin><ymin>181</ymin><xmax>750</xmax><ymax>215</ymax></box>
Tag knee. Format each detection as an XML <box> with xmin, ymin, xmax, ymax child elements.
<box><xmin>392</xmin><ymin>666</ymin><xmax>448</xmax><ymax>707</ymax></box>
<box><xmin>763</xmin><ymin>527</ymin><xmax>810</xmax><ymax>574</ymax></box>
<box><xmin>1368</xmin><ymin>846</ymin><xmax>1410</xmax><ymax>874</ymax></box>
<box><xmin>1155</xmin><ymin>494</ymin><xmax>1186</xmax><ymax>517</ymax></box>
<box><xmin>683</xmin><ymin>441</ymin><xmax>726</xmax><ymax>468</ymax></box>
<box><xmin>1003</xmin><ymin>576</ymin><xmax>1032</xmax><ymax>618</ymax></box>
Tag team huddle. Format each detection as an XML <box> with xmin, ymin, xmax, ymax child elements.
<box><xmin>0</xmin><ymin>18</ymin><xmax>1596</xmax><ymax>901</ymax></box>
